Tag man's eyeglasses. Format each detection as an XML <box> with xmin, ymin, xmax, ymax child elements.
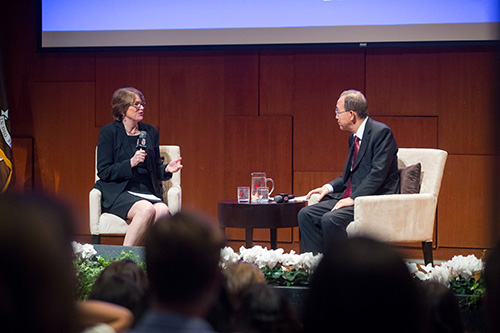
<box><xmin>335</xmin><ymin>108</ymin><xmax>350</xmax><ymax>116</ymax></box>
<box><xmin>130</xmin><ymin>102</ymin><xmax>146</xmax><ymax>109</ymax></box>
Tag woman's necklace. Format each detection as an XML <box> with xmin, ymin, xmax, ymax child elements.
<box><xmin>126</xmin><ymin>128</ymin><xmax>139</xmax><ymax>136</ymax></box>
<box><xmin>124</xmin><ymin>121</ymin><xmax>139</xmax><ymax>136</ymax></box>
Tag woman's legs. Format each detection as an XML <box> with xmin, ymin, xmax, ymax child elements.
<box><xmin>153</xmin><ymin>202</ymin><xmax>170</xmax><ymax>221</ymax></box>
<box><xmin>123</xmin><ymin>201</ymin><xmax>170</xmax><ymax>246</ymax></box>
<box><xmin>123</xmin><ymin>200</ymin><xmax>156</xmax><ymax>246</ymax></box>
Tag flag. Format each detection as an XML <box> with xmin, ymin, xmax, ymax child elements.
<box><xmin>0</xmin><ymin>49</ymin><xmax>12</xmax><ymax>192</ymax></box>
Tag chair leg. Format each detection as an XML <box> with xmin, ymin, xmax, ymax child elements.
<box><xmin>422</xmin><ymin>241</ymin><xmax>433</xmax><ymax>266</ymax></box>
<box><xmin>91</xmin><ymin>234</ymin><xmax>101</xmax><ymax>244</ymax></box>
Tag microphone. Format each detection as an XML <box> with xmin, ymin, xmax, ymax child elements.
<box><xmin>274</xmin><ymin>194</ymin><xmax>295</xmax><ymax>203</ymax></box>
<box><xmin>136</xmin><ymin>131</ymin><xmax>147</xmax><ymax>151</ymax></box>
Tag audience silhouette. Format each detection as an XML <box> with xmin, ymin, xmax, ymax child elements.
<box><xmin>87</xmin><ymin>259</ymin><xmax>149</xmax><ymax>328</ymax></box>
<box><xmin>233</xmin><ymin>283</ymin><xmax>302</xmax><ymax>333</ymax></box>
<box><xmin>0</xmin><ymin>192</ymin><xmax>78</xmax><ymax>332</ymax></box>
<box><xmin>303</xmin><ymin>236</ymin><xmax>422</xmax><ymax>333</ymax></box>
<box><xmin>484</xmin><ymin>241</ymin><xmax>500</xmax><ymax>333</ymax></box>
<box><xmin>131</xmin><ymin>210</ymin><xmax>225</xmax><ymax>332</ymax></box>
<box><xmin>419</xmin><ymin>280</ymin><xmax>465</xmax><ymax>333</ymax></box>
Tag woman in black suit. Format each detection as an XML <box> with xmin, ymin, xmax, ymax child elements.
<box><xmin>94</xmin><ymin>87</ymin><xmax>182</xmax><ymax>246</ymax></box>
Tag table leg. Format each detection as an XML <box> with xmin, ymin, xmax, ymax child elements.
<box><xmin>245</xmin><ymin>228</ymin><xmax>253</xmax><ymax>248</ymax></box>
<box><xmin>270</xmin><ymin>228</ymin><xmax>277</xmax><ymax>250</ymax></box>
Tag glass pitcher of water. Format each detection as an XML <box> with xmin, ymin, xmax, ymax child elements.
<box><xmin>251</xmin><ymin>172</ymin><xmax>274</xmax><ymax>203</ymax></box>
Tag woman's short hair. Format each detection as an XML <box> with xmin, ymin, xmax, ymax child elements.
<box><xmin>111</xmin><ymin>87</ymin><xmax>145</xmax><ymax>121</ymax></box>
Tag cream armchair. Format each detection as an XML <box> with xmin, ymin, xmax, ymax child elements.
<box><xmin>89</xmin><ymin>145</ymin><xmax>182</xmax><ymax>244</ymax></box>
<box><xmin>308</xmin><ymin>148</ymin><xmax>447</xmax><ymax>265</ymax></box>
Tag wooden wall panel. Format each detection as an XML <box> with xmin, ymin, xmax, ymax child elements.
<box><xmin>11</xmin><ymin>137</ymin><xmax>33</xmax><ymax>192</ymax></box>
<box><xmin>31</xmin><ymin>82</ymin><xmax>98</xmax><ymax>234</ymax></box>
<box><xmin>33</xmin><ymin>54</ymin><xmax>96</xmax><ymax>82</ymax></box>
<box><xmin>260</xmin><ymin>50</ymin><xmax>365</xmax><ymax>171</ymax></box>
<box><xmin>223</xmin><ymin>52</ymin><xmax>259</xmax><ymax>116</ymax></box>
<box><xmin>438</xmin><ymin>49</ymin><xmax>497</xmax><ymax>155</ymax></box>
<box><xmin>259</xmin><ymin>50</ymin><xmax>295</xmax><ymax>116</ymax></box>
<box><xmin>95</xmin><ymin>54</ymin><xmax>160</xmax><ymax>127</ymax></box>
<box><xmin>158</xmin><ymin>52</ymin><xmax>226</xmax><ymax>218</ymax></box>
<box><xmin>223</xmin><ymin>116</ymin><xmax>293</xmax><ymax>198</ymax></box>
<box><xmin>294</xmin><ymin>171</ymin><xmax>343</xmax><ymax>197</ymax></box>
<box><xmin>438</xmin><ymin>155</ymin><xmax>497</xmax><ymax>249</ymax></box>
<box><xmin>366</xmin><ymin>49</ymin><xmax>439</xmax><ymax>116</ymax></box>
<box><xmin>222</xmin><ymin>115</ymin><xmax>293</xmax><ymax>246</ymax></box>
<box><xmin>375</xmin><ymin>116</ymin><xmax>438</xmax><ymax>148</ymax></box>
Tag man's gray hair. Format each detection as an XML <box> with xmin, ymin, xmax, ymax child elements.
<box><xmin>340</xmin><ymin>90</ymin><xmax>368</xmax><ymax>119</ymax></box>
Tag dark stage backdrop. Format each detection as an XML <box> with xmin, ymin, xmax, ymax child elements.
<box><xmin>2</xmin><ymin>0</ymin><xmax>499</xmax><ymax>261</ymax></box>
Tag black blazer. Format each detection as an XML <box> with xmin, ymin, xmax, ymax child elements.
<box><xmin>94</xmin><ymin>121</ymin><xmax>172</xmax><ymax>209</ymax></box>
<box><xmin>329</xmin><ymin>117</ymin><xmax>399</xmax><ymax>199</ymax></box>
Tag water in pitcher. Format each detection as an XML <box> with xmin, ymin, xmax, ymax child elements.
<box><xmin>251</xmin><ymin>172</ymin><xmax>274</xmax><ymax>203</ymax></box>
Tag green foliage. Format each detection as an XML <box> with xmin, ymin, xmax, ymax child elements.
<box><xmin>261</xmin><ymin>264</ymin><xmax>310</xmax><ymax>286</ymax></box>
<box><xmin>449</xmin><ymin>272</ymin><xmax>485</xmax><ymax>308</ymax></box>
<box><xmin>73</xmin><ymin>250</ymin><xmax>145</xmax><ymax>300</ymax></box>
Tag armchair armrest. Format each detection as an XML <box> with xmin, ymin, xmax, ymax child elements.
<box><xmin>89</xmin><ymin>188</ymin><xmax>102</xmax><ymax>235</ymax></box>
<box><xmin>307</xmin><ymin>193</ymin><xmax>321</xmax><ymax>206</ymax></box>
<box><xmin>167</xmin><ymin>185</ymin><xmax>182</xmax><ymax>215</ymax></box>
<box><xmin>348</xmin><ymin>193</ymin><xmax>437</xmax><ymax>242</ymax></box>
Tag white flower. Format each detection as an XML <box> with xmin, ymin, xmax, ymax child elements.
<box><xmin>220</xmin><ymin>247</ymin><xmax>240</xmax><ymax>268</ymax></box>
<box><xmin>262</xmin><ymin>249</ymin><xmax>284</xmax><ymax>269</ymax></box>
<box><xmin>72</xmin><ymin>241</ymin><xmax>83</xmax><ymax>255</ymax></box>
<box><xmin>72</xmin><ymin>242</ymin><xmax>96</xmax><ymax>260</ymax></box>
<box><xmin>296</xmin><ymin>252</ymin><xmax>322</xmax><ymax>272</ymax></box>
<box><xmin>281</xmin><ymin>250</ymin><xmax>300</xmax><ymax>267</ymax></box>
<box><xmin>445</xmin><ymin>255</ymin><xmax>483</xmax><ymax>279</ymax></box>
<box><xmin>406</xmin><ymin>262</ymin><xmax>419</xmax><ymax>275</ymax></box>
<box><xmin>414</xmin><ymin>271</ymin><xmax>430</xmax><ymax>281</ymax></box>
<box><xmin>240</xmin><ymin>245</ymin><xmax>265</xmax><ymax>263</ymax></box>
<box><xmin>414</xmin><ymin>262</ymin><xmax>451</xmax><ymax>287</ymax></box>
<box><xmin>80</xmin><ymin>243</ymin><xmax>97</xmax><ymax>259</ymax></box>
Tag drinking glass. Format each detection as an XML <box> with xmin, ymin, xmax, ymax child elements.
<box><xmin>237</xmin><ymin>186</ymin><xmax>250</xmax><ymax>204</ymax></box>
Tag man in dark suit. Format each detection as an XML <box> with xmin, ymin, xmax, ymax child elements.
<box><xmin>298</xmin><ymin>90</ymin><xmax>399</xmax><ymax>254</ymax></box>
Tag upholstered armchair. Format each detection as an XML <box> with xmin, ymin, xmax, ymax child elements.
<box><xmin>89</xmin><ymin>145</ymin><xmax>182</xmax><ymax>244</ymax></box>
<box><xmin>308</xmin><ymin>148</ymin><xmax>448</xmax><ymax>265</ymax></box>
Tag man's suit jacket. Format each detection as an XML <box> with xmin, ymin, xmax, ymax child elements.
<box><xmin>329</xmin><ymin>117</ymin><xmax>399</xmax><ymax>199</ymax></box>
<box><xmin>94</xmin><ymin>121</ymin><xmax>171</xmax><ymax>209</ymax></box>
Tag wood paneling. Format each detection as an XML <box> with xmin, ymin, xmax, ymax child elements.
<box><xmin>34</xmin><ymin>54</ymin><xmax>96</xmax><ymax>82</ymax></box>
<box><xmin>95</xmin><ymin>54</ymin><xmax>160</xmax><ymax>127</ymax></box>
<box><xmin>158</xmin><ymin>52</ymin><xmax>226</xmax><ymax>218</ymax></box>
<box><xmin>224</xmin><ymin>116</ymin><xmax>293</xmax><ymax>198</ymax></box>
<box><xmin>375</xmin><ymin>116</ymin><xmax>438</xmax><ymax>148</ymax></box>
<box><xmin>260</xmin><ymin>49</ymin><xmax>365</xmax><ymax>171</ymax></box>
<box><xmin>438</xmin><ymin>49</ymin><xmax>497</xmax><ymax>155</ymax></box>
<box><xmin>223</xmin><ymin>52</ymin><xmax>259</xmax><ymax>116</ymax></box>
<box><xmin>438</xmin><ymin>154</ymin><xmax>497</xmax><ymax>249</ymax></box>
<box><xmin>11</xmin><ymin>137</ymin><xmax>33</xmax><ymax>192</ymax></box>
<box><xmin>366</xmin><ymin>49</ymin><xmax>439</xmax><ymax>116</ymax></box>
<box><xmin>31</xmin><ymin>82</ymin><xmax>98</xmax><ymax>234</ymax></box>
<box><xmin>294</xmin><ymin>171</ymin><xmax>343</xmax><ymax>197</ymax></box>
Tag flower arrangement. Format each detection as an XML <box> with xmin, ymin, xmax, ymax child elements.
<box><xmin>220</xmin><ymin>245</ymin><xmax>322</xmax><ymax>286</ymax></box>
<box><xmin>72</xmin><ymin>242</ymin><xmax>146</xmax><ymax>300</ymax></box>
<box><xmin>73</xmin><ymin>242</ymin><xmax>485</xmax><ymax>304</ymax></box>
<box><xmin>407</xmin><ymin>254</ymin><xmax>485</xmax><ymax>306</ymax></box>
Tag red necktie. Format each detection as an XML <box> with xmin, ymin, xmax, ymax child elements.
<box><xmin>342</xmin><ymin>136</ymin><xmax>360</xmax><ymax>199</ymax></box>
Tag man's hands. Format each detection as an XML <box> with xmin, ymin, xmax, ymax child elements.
<box><xmin>305</xmin><ymin>185</ymin><xmax>354</xmax><ymax>211</ymax></box>
<box><xmin>332</xmin><ymin>197</ymin><xmax>354</xmax><ymax>211</ymax></box>
<box><xmin>305</xmin><ymin>186</ymin><xmax>330</xmax><ymax>201</ymax></box>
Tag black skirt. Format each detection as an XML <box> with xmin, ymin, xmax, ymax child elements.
<box><xmin>104</xmin><ymin>190</ymin><xmax>163</xmax><ymax>220</ymax></box>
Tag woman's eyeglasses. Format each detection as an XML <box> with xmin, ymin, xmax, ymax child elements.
<box><xmin>130</xmin><ymin>102</ymin><xmax>146</xmax><ymax>109</ymax></box>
